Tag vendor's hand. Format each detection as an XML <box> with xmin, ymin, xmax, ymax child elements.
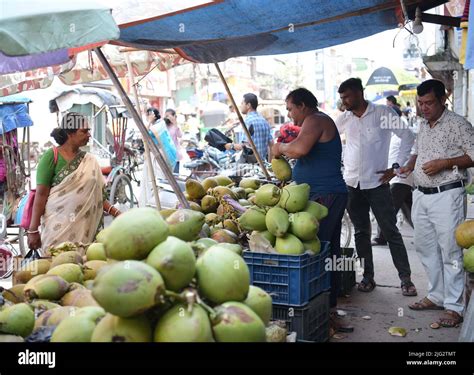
<box><xmin>271</xmin><ymin>143</ymin><xmax>282</xmax><ymax>158</ymax></box>
<box><xmin>422</xmin><ymin>159</ymin><xmax>448</xmax><ymax>176</ymax></box>
<box><xmin>27</xmin><ymin>232</ymin><xmax>42</xmax><ymax>251</ymax></box>
<box><xmin>376</xmin><ymin>168</ymin><xmax>396</xmax><ymax>184</ymax></box>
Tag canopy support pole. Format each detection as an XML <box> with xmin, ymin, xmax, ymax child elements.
<box><xmin>124</xmin><ymin>53</ymin><xmax>161</xmax><ymax>210</ymax></box>
<box><xmin>214</xmin><ymin>63</ymin><xmax>271</xmax><ymax>180</ymax></box>
<box><xmin>94</xmin><ymin>47</ymin><xmax>189</xmax><ymax>209</ymax></box>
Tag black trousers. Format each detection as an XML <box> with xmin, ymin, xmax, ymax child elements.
<box><xmin>347</xmin><ymin>184</ymin><xmax>412</xmax><ymax>281</ymax></box>
<box><xmin>376</xmin><ymin>183</ymin><xmax>413</xmax><ymax>241</ymax></box>
<box><xmin>311</xmin><ymin>192</ymin><xmax>348</xmax><ymax>308</ymax></box>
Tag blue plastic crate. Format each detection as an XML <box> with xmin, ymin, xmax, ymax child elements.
<box><xmin>272</xmin><ymin>292</ymin><xmax>330</xmax><ymax>342</ymax></box>
<box><xmin>243</xmin><ymin>241</ymin><xmax>331</xmax><ymax>306</ymax></box>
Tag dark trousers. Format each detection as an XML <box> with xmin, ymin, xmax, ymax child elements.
<box><xmin>311</xmin><ymin>192</ymin><xmax>348</xmax><ymax>308</ymax></box>
<box><xmin>347</xmin><ymin>184</ymin><xmax>412</xmax><ymax>281</ymax></box>
<box><xmin>376</xmin><ymin>183</ymin><xmax>413</xmax><ymax>241</ymax></box>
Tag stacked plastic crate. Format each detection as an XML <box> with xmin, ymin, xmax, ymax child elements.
<box><xmin>243</xmin><ymin>241</ymin><xmax>331</xmax><ymax>342</ymax></box>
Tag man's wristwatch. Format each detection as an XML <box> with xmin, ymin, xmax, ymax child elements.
<box><xmin>231</xmin><ymin>143</ymin><xmax>235</xmax><ymax>151</ymax></box>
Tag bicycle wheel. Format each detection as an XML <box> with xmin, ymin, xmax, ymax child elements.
<box><xmin>0</xmin><ymin>242</ymin><xmax>22</xmax><ymax>280</ymax></box>
<box><xmin>340</xmin><ymin>211</ymin><xmax>352</xmax><ymax>249</ymax></box>
<box><xmin>109</xmin><ymin>174</ymin><xmax>135</xmax><ymax>212</ymax></box>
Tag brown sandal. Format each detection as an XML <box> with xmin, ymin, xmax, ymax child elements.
<box><xmin>437</xmin><ymin>310</ymin><xmax>463</xmax><ymax>328</ymax></box>
<box><xmin>409</xmin><ymin>297</ymin><xmax>444</xmax><ymax>311</ymax></box>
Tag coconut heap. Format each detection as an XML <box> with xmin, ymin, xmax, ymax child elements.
<box><xmin>177</xmin><ymin>158</ymin><xmax>328</xmax><ymax>256</ymax></box>
<box><xmin>0</xmin><ymin>207</ymin><xmax>277</xmax><ymax>343</ymax></box>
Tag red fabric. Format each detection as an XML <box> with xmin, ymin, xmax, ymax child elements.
<box><xmin>277</xmin><ymin>123</ymin><xmax>300</xmax><ymax>143</ymax></box>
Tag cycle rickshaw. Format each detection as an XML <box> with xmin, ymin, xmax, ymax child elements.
<box><xmin>0</xmin><ymin>96</ymin><xmax>35</xmax><ymax>277</ymax></box>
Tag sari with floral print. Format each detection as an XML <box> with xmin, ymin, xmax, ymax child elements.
<box><xmin>41</xmin><ymin>152</ymin><xmax>104</xmax><ymax>254</ymax></box>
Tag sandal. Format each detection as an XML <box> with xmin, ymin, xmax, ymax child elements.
<box><xmin>437</xmin><ymin>310</ymin><xmax>463</xmax><ymax>328</ymax></box>
<box><xmin>409</xmin><ymin>297</ymin><xmax>444</xmax><ymax>311</ymax></box>
<box><xmin>357</xmin><ymin>278</ymin><xmax>376</xmax><ymax>293</ymax></box>
<box><xmin>401</xmin><ymin>280</ymin><xmax>418</xmax><ymax>297</ymax></box>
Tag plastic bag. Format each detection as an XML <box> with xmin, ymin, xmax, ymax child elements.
<box><xmin>148</xmin><ymin>120</ymin><xmax>178</xmax><ymax>171</ymax></box>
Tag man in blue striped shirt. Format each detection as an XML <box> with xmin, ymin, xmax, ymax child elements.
<box><xmin>225</xmin><ymin>93</ymin><xmax>274</xmax><ymax>161</ymax></box>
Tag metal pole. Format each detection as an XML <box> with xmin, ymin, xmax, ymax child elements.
<box><xmin>94</xmin><ymin>47</ymin><xmax>189</xmax><ymax>208</ymax></box>
<box><xmin>124</xmin><ymin>53</ymin><xmax>161</xmax><ymax>210</ymax></box>
<box><xmin>214</xmin><ymin>63</ymin><xmax>271</xmax><ymax>180</ymax></box>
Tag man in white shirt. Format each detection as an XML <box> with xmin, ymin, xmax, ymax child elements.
<box><xmin>336</xmin><ymin>78</ymin><xmax>417</xmax><ymax>296</ymax></box>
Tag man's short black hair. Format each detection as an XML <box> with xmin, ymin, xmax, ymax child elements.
<box><xmin>417</xmin><ymin>79</ymin><xmax>446</xmax><ymax>101</ymax></box>
<box><xmin>338</xmin><ymin>78</ymin><xmax>364</xmax><ymax>93</ymax></box>
<box><xmin>286</xmin><ymin>88</ymin><xmax>318</xmax><ymax>108</ymax></box>
<box><xmin>243</xmin><ymin>93</ymin><xmax>258</xmax><ymax>110</ymax></box>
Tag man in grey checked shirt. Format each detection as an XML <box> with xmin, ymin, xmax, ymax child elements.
<box><xmin>225</xmin><ymin>93</ymin><xmax>273</xmax><ymax>162</ymax></box>
<box><xmin>399</xmin><ymin>79</ymin><xmax>474</xmax><ymax>328</ymax></box>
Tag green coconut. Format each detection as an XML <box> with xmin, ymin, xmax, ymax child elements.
<box><xmin>86</xmin><ymin>243</ymin><xmax>107</xmax><ymax>261</ymax></box>
<box><xmin>464</xmin><ymin>246</ymin><xmax>474</xmax><ymax>272</ymax></box>
<box><xmin>243</xmin><ymin>286</ymin><xmax>272</xmax><ymax>326</ymax></box>
<box><xmin>255</xmin><ymin>184</ymin><xmax>281</xmax><ymax>207</ymax></box>
<box><xmin>46</xmin><ymin>263</ymin><xmax>83</xmax><ymax>284</ymax></box>
<box><xmin>275</xmin><ymin>233</ymin><xmax>305</xmax><ymax>255</ymax></box>
<box><xmin>202</xmin><ymin>177</ymin><xmax>219</xmax><ymax>191</ymax></box>
<box><xmin>185</xmin><ymin>179</ymin><xmax>206</xmax><ymax>200</ymax></box>
<box><xmin>201</xmin><ymin>195</ymin><xmax>219</xmax><ymax>213</ymax></box>
<box><xmin>50</xmin><ymin>306</ymin><xmax>106</xmax><ymax>342</ymax></box>
<box><xmin>146</xmin><ymin>236</ymin><xmax>196</xmax><ymax>292</ymax></box>
<box><xmin>196</xmin><ymin>248</ymin><xmax>250</xmax><ymax>304</ymax></box>
<box><xmin>289</xmin><ymin>211</ymin><xmax>319</xmax><ymax>241</ymax></box>
<box><xmin>91</xmin><ymin>313</ymin><xmax>152</xmax><ymax>342</ymax></box>
<box><xmin>154</xmin><ymin>303</ymin><xmax>214</xmax><ymax>342</ymax></box>
<box><xmin>238</xmin><ymin>206</ymin><xmax>267</xmax><ymax>231</ymax></box>
<box><xmin>304</xmin><ymin>201</ymin><xmax>329</xmax><ymax>221</ymax></box>
<box><xmin>279</xmin><ymin>183</ymin><xmax>310</xmax><ymax>213</ymax></box>
<box><xmin>209</xmin><ymin>243</ymin><xmax>243</xmax><ymax>256</ymax></box>
<box><xmin>0</xmin><ymin>303</ymin><xmax>35</xmax><ymax>337</ymax></box>
<box><xmin>102</xmin><ymin>208</ymin><xmax>169</xmax><ymax>260</ymax></box>
<box><xmin>302</xmin><ymin>237</ymin><xmax>321</xmax><ymax>254</ymax></box>
<box><xmin>265</xmin><ymin>207</ymin><xmax>290</xmax><ymax>237</ymax></box>
<box><xmin>92</xmin><ymin>261</ymin><xmax>165</xmax><ymax>318</ymax></box>
<box><xmin>211</xmin><ymin>229</ymin><xmax>239</xmax><ymax>244</ymax></box>
<box><xmin>239</xmin><ymin>178</ymin><xmax>260</xmax><ymax>190</ymax></box>
<box><xmin>212</xmin><ymin>302</ymin><xmax>266</xmax><ymax>342</ymax></box>
<box><xmin>166</xmin><ymin>209</ymin><xmax>205</xmax><ymax>242</ymax></box>
<box><xmin>271</xmin><ymin>158</ymin><xmax>292</xmax><ymax>182</ymax></box>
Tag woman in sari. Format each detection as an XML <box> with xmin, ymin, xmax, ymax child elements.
<box><xmin>27</xmin><ymin>112</ymin><xmax>121</xmax><ymax>255</ymax></box>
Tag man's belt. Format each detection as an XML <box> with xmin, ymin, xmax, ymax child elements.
<box><xmin>416</xmin><ymin>180</ymin><xmax>465</xmax><ymax>194</ymax></box>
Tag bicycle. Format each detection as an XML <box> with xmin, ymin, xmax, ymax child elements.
<box><xmin>101</xmin><ymin>148</ymin><xmax>140</xmax><ymax>217</ymax></box>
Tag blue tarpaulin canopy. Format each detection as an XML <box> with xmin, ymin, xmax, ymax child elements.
<box><xmin>117</xmin><ymin>0</ymin><xmax>448</xmax><ymax>63</ymax></box>
<box><xmin>0</xmin><ymin>102</ymin><xmax>33</xmax><ymax>134</ymax></box>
